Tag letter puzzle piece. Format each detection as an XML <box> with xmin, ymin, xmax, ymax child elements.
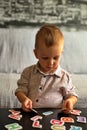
<box><xmin>30</xmin><ymin>115</ymin><xmax>42</xmax><ymax>121</ymax></box>
<box><xmin>77</xmin><ymin>116</ymin><xmax>86</xmax><ymax>123</ymax></box>
<box><xmin>69</xmin><ymin>125</ymin><xmax>82</xmax><ymax>130</ymax></box>
<box><xmin>8</xmin><ymin>109</ymin><xmax>22</xmax><ymax>121</ymax></box>
<box><xmin>5</xmin><ymin>123</ymin><xmax>23</xmax><ymax>130</ymax></box>
<box><xmin>32</xmin><ymin>121</ymin><xmax>42</xmax><ymax>128</ymax></box>
<box><xmin>42</xmin><ymin>111</ymin><xmax>53</xmax><ymax>116</ymax></box>
<box><xmin>50</xmin><ymin>119</ymin><xmax>64</xmax><ymax>126</ymax></box>
<box><xmin>8</xmin><ymin>114</ymin><xmax>22</xmax><ymax>121</ymax></box>
<box><xmin>30</xmin><ymin>115</ymin><xmax>43</xmax><ymax>128</ymax></box>
<box><xmin>70</xmin><ymin>109</ymin><xmax>81</xmax><ymax>115</ymax></box>
<box><xmin>61</xmin><ymin>117</ymin><xmax>74</xmax><ymax>123</ymax></box>
<box><xmin>9</xmin><ymin>109</ymin><xmax>21</xmax><ymax>115</ymax></box>
<box><xmin>51</xmin><ymin>124</ymin><xmax>66</xmax><ymax>130</ymax></box>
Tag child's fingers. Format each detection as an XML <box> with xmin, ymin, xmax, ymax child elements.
<box><xmin>22</xmin><ymin>103</ymin><xmax>30</xmax><ymax>112</ymax></box>
<box><xmin>62</xmin><ymin>100</ymin><xmax>73</xmax><ymax>113</ymax></box>
<box><xmin>22</xmin><ymin>98</ymin><xmax>32</xmax><ymax>112</ymax></box>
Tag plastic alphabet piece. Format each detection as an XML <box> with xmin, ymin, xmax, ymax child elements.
<box><xmin>51</xmin><ymin>124</ymin><xmax>66</xmax><ymax>130</ymax></box>
<box><xmin>32</xmin><ymin>121</ymin><xmax>42</xmax><ymax>128</ymax></box>
<box><xmin>8</xmin><ymin>114</ymin><xmax>22</xmax><ymax>120</ymax></box>
<box><xmin>70</xmin><ymin>109</ymin><xmax>81</xmax><ymax>115</ymax></box>
<box><xmin>77</xmin><ymin>116</ymin><xmax>87</xmax><ymax>123</ymax></box>
<box><xmin>69</xmin><ymin>125</ymin><xmax>82</xmax><ymax>130</ymax></box>
<box><xmin>42</xmin><ymin>111</ymin><xmax>53</xmax><ymax>116</ymax></box>
<box><xmin>5</xmin><ymin>123</ymin><xmax>23</xmax><ymax>130</ymax></box>
<box><xmin>9</xmin><ymin>109</ymin><xmax>21</xmax><ymax>115</ymax></box>
<box><xmin>50</xmin><ymin>119</ymin><xmax>64</xmax><ymax>126</ymax></box>
<box><xmin>30</xmin><ymin>115</ymin><xmax>42</xmax><ymax>121</ymax></box>
<box><xmin>61</xmin><ymin>117</ymin><xmax>74</xmax><ymax>123</ymax></box>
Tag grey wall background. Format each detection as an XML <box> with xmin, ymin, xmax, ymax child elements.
<box><xmin>0</xmin><ymin>0</ymin><xmax>87</xmax><ymax>29</ymax></box>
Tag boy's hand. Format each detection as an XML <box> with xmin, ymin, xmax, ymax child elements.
<box><xmin>16</xmin><ymin>91</ymin><xmax>33</xmax><ymax>112</ymax></box>
<box><xmin>22</xmin><ymin>98</ymin><xmax>32</xmax><ymax>112</ymax></box>
<box><xmin>62</xmin><ymin>98</ymin><xmax>73</xmax><ymax>113</ymax></box>
<box><xmin>62</xmin><ymin>96</ymin><xmax>77</xmax><ymax>113</ymax></box>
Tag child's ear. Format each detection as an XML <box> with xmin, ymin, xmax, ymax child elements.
<box><xmin>33</xmin><ymin>49</ymin><xmax>38</xmax><ymax>59</ymax></box>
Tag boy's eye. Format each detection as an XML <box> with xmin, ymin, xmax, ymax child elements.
<box><xmin>42</xmin><ymin>57</ymin><xmax>48</xmax><ymax>60</ymax></box>
<box><xmin>42</xmin><ymin>56</ymin><xmax>59</xmax><ymax>60</ymax></box>
<box><xmin>53</xmin><ymin>56</ymin><xmax>59</xmax><ymax>60</ymax></box>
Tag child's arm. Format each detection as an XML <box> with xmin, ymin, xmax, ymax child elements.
<box><xmin>16</xmin><ymin>91</ymin><xmax>32</xmax><ymax>112</ymax></box>
<box><xmin>62</xmin><ymin>95</ymin><xmax>77</xmax><ymax>113</ymax></box>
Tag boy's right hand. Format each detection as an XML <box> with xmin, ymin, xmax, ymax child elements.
<box><xmin>22</xmin><ymin>98</ymin><xmax>32</xmax><ymax>112</ymax></box>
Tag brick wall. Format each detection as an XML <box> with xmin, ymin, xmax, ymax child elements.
<box><xmin>0</xmin><ymin>0</ymin><xmax>87</xmax><ymax>29</ymax></box>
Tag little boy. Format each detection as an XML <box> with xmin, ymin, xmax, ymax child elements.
<box><xmin>15</xmin><ymin>24</ymin><xmax>78</xmax><ymax>113</ymax></box>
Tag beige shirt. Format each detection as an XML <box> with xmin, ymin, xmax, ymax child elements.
<box><xmin>15</xmin><ymin>63</ymin><xmax>78</xmax><ymax>108</ymax></box>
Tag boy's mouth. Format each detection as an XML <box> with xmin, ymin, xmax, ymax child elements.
<box><xmin>47</xmin><ymin>66</ymin><xmax>53</xmax><ymax>69</ymax></box>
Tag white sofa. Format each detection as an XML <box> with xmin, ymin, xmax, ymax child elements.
<box><xmin>0</xmin><ymin>27</ymin><xmax>87</xmax><ymax>108</ymax></box>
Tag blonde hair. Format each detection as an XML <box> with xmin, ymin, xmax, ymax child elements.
<box><xmin>35</xmin><ymin>24</ymin><xmax>64</xmax><ymax>49</ymax></box>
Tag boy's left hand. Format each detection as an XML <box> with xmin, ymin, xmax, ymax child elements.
<box><xmin>62</xmin><ymin>96</ymin><xmax>77</xmax><ymax>113</ymax></box>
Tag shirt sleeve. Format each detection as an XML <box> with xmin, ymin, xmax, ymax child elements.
<box><xmin>15</xmin><ymin>67</ymin><xmax>30</xmax><ymax>96</ymax></box>
<box><xmin>60</xmin><ymin>72</ymin><xmax>78</xmax><ymax>99</ymax></box>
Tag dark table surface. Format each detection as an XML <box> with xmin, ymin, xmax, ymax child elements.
<box><xmin>0</xmin><ymin>108</ymin><xmax>87</xmax><ymax>130</ymax></box>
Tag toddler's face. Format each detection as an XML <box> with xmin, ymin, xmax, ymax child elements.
<box><xmin>34</xmin><ymin>41</ymin><xmax>63</xmax><ymax>74</ymax></box>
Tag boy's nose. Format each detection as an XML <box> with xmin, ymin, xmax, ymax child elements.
<box><xmin>48</xmin><ymin>59</ymin><xmax>54</xmax><ymax>66</ymax></box>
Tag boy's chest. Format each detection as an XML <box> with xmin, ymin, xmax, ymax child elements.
<box><xmin>29</xmin><ymin>74</ymin><xmax>67</xmax><ymax>94</ymax></box>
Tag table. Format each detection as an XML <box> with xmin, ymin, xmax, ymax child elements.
<box><xmin>0</xmin><ymin>108</ymin><xmax>87</xmax><ymax>130</ymax></box>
